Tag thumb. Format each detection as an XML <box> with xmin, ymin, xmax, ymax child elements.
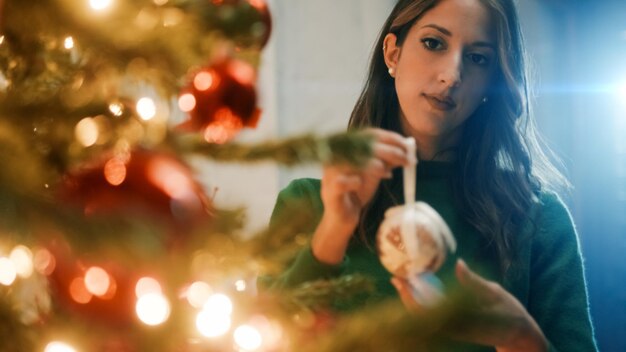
<box><xmin>455</xmin><ymin>259</ymin><xmax>494</xmax><ymax>296</ymax></box>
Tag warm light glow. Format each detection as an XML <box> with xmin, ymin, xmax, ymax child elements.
<box><xmin>84</xmin><ymin>266</ymin><xmax>110</xmax><ymax>296</ymax></box>
<box><xmin>0</xmin><ymin>257</ymin><xmax>17</xmax><ymax>286</ymax></box>
<box><xmin>9</xmin><ymin>245</ymin><xmax>33</xmax><ymax>278</ymax></box>
<box><xmin>0</xmin><ymin>36</ymin><xmax>4</xmax><ymax>45</ymax></box>
<box><xmin>136</xmin><ymin>97</ymin><xmax>157</xmax><ymax>121</ymax></box>
<box><xmin>177</xmin><ymin>93</ymin><xmax>196</xmax><ymax>112</ymax></box>
<box><xmin>135</xmin><ymin>277</ymin><xmax>162</xmax><ymax>297</ymax></box>
<box><xmin>203</xmin><ymin>293</ymin><xmax>233</xmax><ymax>316</ymax></box>
<box><xmin>229</xmin><ymin>61</ymin><xmax>255</xmax><ymax>85</ymax></box>
<box><xmin>64</xmin><ymin>36</ymin><xmax>75</xmax><ymax>50</ymax></box>
<box><xmin>235</xmin><ymin>279</ymin><xmax>246</xmax><ymax>292</ymax></box>
<box><xmin>203</xmin><ymin>108</ymin><xmax>244</xmax><ymax>144</ymax></box>
<box><xmin>69</xmin><ymin>277</ymin><xmax>92</xmax><ymax>304</ymax></box>
<box><xmin>147</xmin><ymin>159</ymin><xmax>194</xmax><ymax>200</ymax></box>
<box><xmin>104</xmin><ymin>157</ymin><xmax>127</xmax><ymax>186</ymax></box>
<box><xmin>109</xmin><ymin>102</ymin><xmax>124</xmax><ymax>117</ymax></box>
<box><xmin>44</xmin><ymin>341</ymin><xmax>78</xmax><ymax>352</ymax></box>
<box><xmin>153</xmin><ymin>0</ymin><xmax>169</xmax><ymax>5</ymax></box>
<box><xmin>186</xmin><ymin>281</ymin><xmax>212</xmax><ymax>308</ymax></box>
<box><xmin>233</xmin><ymin>324</ymin><xmax>263</xmax><ymax>351</ymax></box>
<box><xmin>196</xmin><ymin>309</ymin><xmax>231</xmax><ymax>338</ymax></box>
<box><xmin>193</xmin><ymin>71</ymin><xmax>216</xmax><ymax>91</ymax></box>
<box><xmin>89</xmin><ymin>0</ymin><xmax>113</xmax><ymax>11</ymax></box>
<box><xmin>75</xmin><ymin>117</ymin><xmax>99</xmax><ymax>147</ymax></box>
<box><xmin>34</xmin><ymin>248</ymin><xmax>55</xmax><ymax>275</ymax></box>
<box><xmin>136</xmin><ymin>293</ymin><xmax>170</xmax><ymax>326</ymax></box>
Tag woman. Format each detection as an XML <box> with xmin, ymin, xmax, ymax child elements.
<box><xmin>269</xmin><ymin>0</ymin><xmax>597</xmax><ymax>351</ymax></box>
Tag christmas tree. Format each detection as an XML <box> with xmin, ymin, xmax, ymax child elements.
<box><xmin>0</xmin><ymin>1</ymin><xmax>472</xmax><ymax>351</ymax></box>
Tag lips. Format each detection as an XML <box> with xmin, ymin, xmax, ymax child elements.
<box><xmin>423</xmin><ymin>94</ymin><xmax>456</xmax><ymax>111</ymax></box>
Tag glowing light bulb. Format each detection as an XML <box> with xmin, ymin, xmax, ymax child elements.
<box><xmin>64</xmin><ymin>36</ymin><xmax>75</xmax><ymax>50</ymax></box>
<box><xmin>135</xmin><ymin>277</ymin><xmax>162</xmax><ymax>297</ymax></box>
<box><xmin>89</xmin><ymin>0</ymin><xmax>113</xmax><ymax>11</ymax></box>
<box><xmin>109</xmin><ymin>102</ymin><xmax>124</xmax><ymax>117</ymax></box>
<box><xmin>196</xmin><ymin>309</ymin><xmax>231</xmax><ymax>338</ymax></box>
<box><xmin>136</xmin><ymin>97</ymin><xmax>157</xmax><ymax>120</ymax></box>
<box><xmin>177</xmin><ymin>93</ymin><xmax>196</xmax><ymax>112</ymax></box>
<box><xmin>235</xmin><ymin>279</ymin><xmax>247</xmax><ymax>292</ymax></box>
<box><xmin>0</xmin><ymin>257</ymin><xmax>17</xmax><ymax>286</ymax></box>
<box><xmin>186</xmin><ymin>281</ymin><xmax>212</xmax><ymax>308</ymax></box>
<box><xmin>9</xmin><ymin>245</ymin><xmax>33</xmax><ymax>278</ymax></box>
<box><xmin>44</xmin><ymin>341</ymin><xmax>77</xmax><ymax>352</ymax></box>
<box><xmin>75</xmin><ymin>117</ymin><xmax>99</xmax><ymax>147</ymax></box>
<box><xmin>234</xmin><ymin>324</ymin><xmax>263</xmax><ymax>351</ymax></box>
<box><xmin>136</xmin><ymin>293</ymin><xmax>170</xmax><ymax>326</ymax></box>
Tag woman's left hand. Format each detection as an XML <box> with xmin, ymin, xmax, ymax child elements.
<box><xmin>392</xmin><ymin>260</ymin><xmax>549</xmax><ymax>352</ymax></box>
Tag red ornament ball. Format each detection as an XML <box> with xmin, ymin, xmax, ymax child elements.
<box><xmin>177</xmin><ymin>59</ymin><xmax>260</xmax><ymax>143</ymax></box>
<box><xmin>45</xmin><ymin>239</ymin><xmax>138</xmax><ymax>327</ymax></box>
<box><xmin>59</xmin><ymin>149</ymin><xmax>213</xmax><ymax>234</ymax></box>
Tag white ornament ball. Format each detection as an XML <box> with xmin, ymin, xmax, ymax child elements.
<box><xmin>377</xmin><ymin>202</ymin><xmax>456</xmax><ymax>279</ymax></box>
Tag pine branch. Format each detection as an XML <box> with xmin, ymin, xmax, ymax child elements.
<box><xmin>176</xmin><ymin>131</ymin><xmax>373</xmax><ymax>166</ymax></box>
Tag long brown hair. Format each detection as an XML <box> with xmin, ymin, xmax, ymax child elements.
<box><xmin>348</xmin><ymin>0</ymin><xmax>569</xmax><ymax>277</ymax></box>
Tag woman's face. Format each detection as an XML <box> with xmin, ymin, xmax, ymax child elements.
<box><xmin>384</xmin><ymin>0</ymin><xmax>497</xmax><ymax>143</ymax></box>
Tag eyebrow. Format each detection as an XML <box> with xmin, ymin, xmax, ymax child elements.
<box><xmin>420</xmin><ymin>24</ymin><xmax>496</xmax><ymax>50</ymax></box>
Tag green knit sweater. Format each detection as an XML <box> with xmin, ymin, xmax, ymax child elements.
<box><xmin>269</xmin><ymin>161</ymin><xmax>597</xmax><ymax>352</ymax></box>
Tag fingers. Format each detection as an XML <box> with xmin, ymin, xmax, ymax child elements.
<box><xmin>391</xmin><ymin>277</ymin><xmax>421</xmax><ymax>312</ymax></box>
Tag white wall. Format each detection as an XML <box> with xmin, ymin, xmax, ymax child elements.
<box><xmin>195</xmin><ymin>0</ymin><xmax>394</xmax><ymax>234</ymax></box>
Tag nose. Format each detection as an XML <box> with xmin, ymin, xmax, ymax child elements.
<box><xmin>437</xmin><ymin>54</ymin><xmax>462</xmax><ymax>88</ymax></box>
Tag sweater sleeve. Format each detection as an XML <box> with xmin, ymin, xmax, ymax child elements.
<box><xmin>528</xmin><ymin>192</ymin><xmax>597</xmax><ymax>352</ymax></box>
<box><xmin>266</xmin><ymin>178</ymin><xmax>349</xmax><ymax>289</ymax></box>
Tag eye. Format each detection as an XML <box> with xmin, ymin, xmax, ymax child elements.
<box><xmin>421</xmin><ymin>38</ymin><xmax>445</xmax><ymax>51</ymax></box>
<box><xmin>467</xmin><ymin>53</ymin><xmax>490</xmax><ymax>66</ymax></box>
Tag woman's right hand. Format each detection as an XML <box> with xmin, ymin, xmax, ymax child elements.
<box><xmin>311</xmin><ymin>128</ymin><xmax>414</xmax><ymax>265</ymax></box>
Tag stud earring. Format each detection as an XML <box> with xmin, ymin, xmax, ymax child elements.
<box><xmin>482</xmin><ymin>97</ymin><xmax>488</xmax><ymax>103</ymax></box>
<box><xmin>388</xmin><ymin>67</ymin><xmax>395</xmax><ymax>77</ymax></box>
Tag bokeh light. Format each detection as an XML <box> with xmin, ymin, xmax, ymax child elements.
<box><xmin>64</xmin><ymin>36</ymin><xmax>75</xmax><ymax>50</ymax></box>
<box><xmin>104</xmin><ymin>157</ymin><xmax>127</xmax><ymax>186</ymax></box>
<box><xmin>0</xmin><ymin>257</ymin><xmax>17</xmax><ymax>286</ymax></box>
<box><xmin>177</xmin><ymin>93</ymin><xmax>196</xmax><ymax>112</ymax></box>
<box><xmin>235</xmin><ymin>279</ymin><xmax>246</xmax><ymax>292</ymax></box>
<box><xmin>186</xmin><ymin>281</ymin><xmax>212</xmax><ymax>308</ymax></box>
<box><xmin>33</xmin><ymin>248</ymin><xmax>55</xmax><ymax>275</ymax></box>
<box><xmin>195</xmin><ymin>309</ymin><xmax>231</xmax><ymax>338</ymax></box>
<box><xmin>69</xmin><ymin>277</ymin><xmax>92</xmax><ymax>304</ymax></box>
<box><xmin>89</xmin><ymin>0</ymin><xmax>112</xmax><ymax>11</ymax></box>
<box><xmin>9</xmin><ymin>245</ymin><xmax>33</xmax><ymax>278</ymax></box>
<box><xmin>203</xmin><ymin>293</ymin><xmax>233</xmax><ymax>316</ymax></box>
<box><xmin>108</xmin><ymin>102</ymin><xmax>124</xmax><ymax>117</ymax></box>
<box><xmin>44</xmin><ymin>341</ymin><xmax>77</xmax><ymax>352</ymax></box>
<box><xmin>193</xmin><ymin>71</ymin><xmax>217</xmax><ymax>91</ymax></box>
<box><xmin>233</xmin><ymin>324</ymin><xmax>263</xmax><ymax>351</ymax></box>
<box><xmin>84</xmin><ymin>266</ymin><xmax>110</xmax><ymax>296</ymax></box>
<box><xmin>136</xmin><ymin>293</ymin><xmax>170</xmax><ymax>326</ymax></box>
<box><xmin>75</xmin><ymin>117</ymin><xmax>99</xmax><ymax>147</ymax></box>
<box><xmin>136</xmin><ymin>97</ymin><xmax>157</xmax><ymax>121</ymax></box>
<box><xmin>135</xmin><ymin>277</ymin><xmax>162</xmax><ymax>297</ymax></box>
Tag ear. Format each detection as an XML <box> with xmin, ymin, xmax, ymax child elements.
<box><xmin>383</xmin><ymin>33</ymin><xmax>401</xmax><ymax>72</ymax></box>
